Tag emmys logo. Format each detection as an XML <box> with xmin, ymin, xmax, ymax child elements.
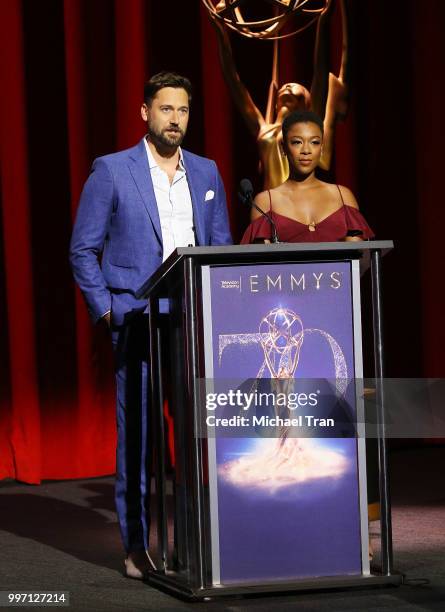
<box><xmin>249</xmin><ymin>271</ymin><xmax>342</xmax><ymax>293</ymax></box>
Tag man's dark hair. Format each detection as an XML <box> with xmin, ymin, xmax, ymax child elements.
<box><xmin>282</xmin><ymin>110</ymin><xmax>324</xmax><ymax>140</ymax></box>
<box><xmin>144</xmin><ymin>71</ymin><xmax>192</xmax><ymax>105</ymax></box>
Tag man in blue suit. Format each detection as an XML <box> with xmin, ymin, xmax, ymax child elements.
<box><xmin>70</xmin><ymin>72</ymin><xmax>232</xmax><ymax>578</ymax></box>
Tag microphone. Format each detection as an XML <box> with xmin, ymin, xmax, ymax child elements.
<box><xmin>238</xmin><ymin>179</ymin><xmax>280</xmax><ymax>244</ymax></box>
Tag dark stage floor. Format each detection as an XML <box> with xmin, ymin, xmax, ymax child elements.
<box><xmin>1</xmin><ymin>446</ymin><xmax>444</xmax><ymax>611</ymax></box>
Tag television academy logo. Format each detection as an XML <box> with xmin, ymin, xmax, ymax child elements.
<box><xmin>220</xmin><ymin>278</ymin><xmax>241</xmax><ymax>290</ymax></box>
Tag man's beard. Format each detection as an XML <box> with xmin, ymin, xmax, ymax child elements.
<box><xmin>148</xmin><ymin>124</ymin><xmax>185</xmax><ymax>148</ymax></box>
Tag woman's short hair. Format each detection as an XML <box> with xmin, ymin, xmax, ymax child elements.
<box><xmin>282</xmin><ymin>110</ymin><xmax>324</xmax><ymax>140</ymax></box>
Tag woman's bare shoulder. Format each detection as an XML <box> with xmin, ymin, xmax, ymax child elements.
<box><xmin>251</xmin><ymin>190</ymin><xmax>271</xmax><ymax>220</ymax></box>
<box><xmin>337</xmin><ymin>184</ymin><xmax>359</xmax><ymax>209</ymax></box>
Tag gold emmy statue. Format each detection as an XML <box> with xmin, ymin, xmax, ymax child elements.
<box><xmin>202</xmin><ymin>0</ymin><xmax>352</xmax><ymax>189</ymax></box>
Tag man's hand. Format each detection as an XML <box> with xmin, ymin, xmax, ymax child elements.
<box><xmin>103</xmin><ymin>311</ymin><xmax>111</xmax><ymax>327</ymax></box>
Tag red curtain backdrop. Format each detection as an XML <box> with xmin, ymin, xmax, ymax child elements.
<box><xmin>1</xmin><ymin>0</ymin><xmax>444</xmax><ymax>483</ymax></box>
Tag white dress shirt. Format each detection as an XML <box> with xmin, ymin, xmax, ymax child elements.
<box><xmin>144</xmin><ymin>138</ymin><xmax>195</xmax><ymax>262</ymax></box>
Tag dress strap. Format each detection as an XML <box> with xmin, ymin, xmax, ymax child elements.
<box><xmin>336</xmin><ymin>184</ymin><xmax>346</xmax><ymax>207</ymax></box>
<box><xmin>268</xmin><ymin>189</ymin><xmax>273</xmax><ymax>212</ymax></box>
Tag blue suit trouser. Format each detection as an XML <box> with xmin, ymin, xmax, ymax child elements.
<box><xmin>112</xmin><ymin>314</ymin><xmax>151</xmax><ymax>553</ymax></box>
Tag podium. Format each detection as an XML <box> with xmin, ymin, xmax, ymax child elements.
<box><xmin>136</xmin><ymin>241</ymin><xmax>402</xmax><ymax>599</ymax></box>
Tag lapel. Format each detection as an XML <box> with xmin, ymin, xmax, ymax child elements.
<box><xmin>128</xmin><ymin>139</ymin><xmax>163</xmax><ymax>245</ymax></box>
<box><xmin>182</xmin><ymin>150</ymin><xmax>205</xmax><ymax>246</ymax></box>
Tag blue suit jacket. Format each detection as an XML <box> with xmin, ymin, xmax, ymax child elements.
<box><xmin>70</xmin><ymin>139</ymin><xmax>232</xmax><ymax>326</ymax></box>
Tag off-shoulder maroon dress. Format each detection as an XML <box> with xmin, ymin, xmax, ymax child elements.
<box><xmin>241</xmin><ymin>185</ymin><xmax>374</xmax><ymax>244</ymax></box>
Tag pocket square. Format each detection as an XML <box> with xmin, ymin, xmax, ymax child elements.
<box><xmin>205</xmin><ymin>190</ymin><xmax>215</xmax><ymax>202</ymax></box>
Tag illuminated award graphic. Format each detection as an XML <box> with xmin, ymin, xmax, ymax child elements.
<box><xmin>203</xmin><ymin>261</ymin><xmax>365</xmax><ymax>583</ymax></box>
<box><xmin>217</xmin><ymin>306</ymin><xmax>350</xmax><ymax>490</ymax></box>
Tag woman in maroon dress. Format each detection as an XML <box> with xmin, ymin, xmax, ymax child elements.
<box><xmin>241</xmin><ymin>110</ymin><xmax>373</xmax><ymax>244</ymax></box>
<box><xmin>242</xmin><ymin>111</ymin><xmax>377</xmax><ymax>557</ymax></box>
